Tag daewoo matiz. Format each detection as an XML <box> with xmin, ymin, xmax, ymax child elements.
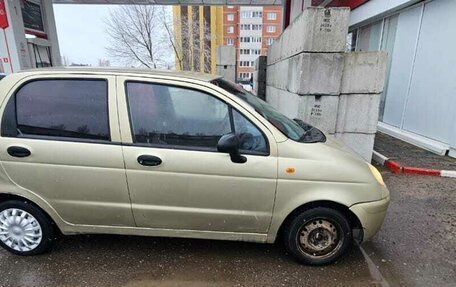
<box><xmin>0</xmin><ymin>69</ymin><xmax>389</xmax><ymax>265</ymax></box>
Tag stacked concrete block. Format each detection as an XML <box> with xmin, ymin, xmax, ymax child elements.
<box><xmin>341</xmin><ymin>52</ymin><xmax>388</xmax><ymax>94</ymax></box>
<box><xmin>262</xmin><ymin>7</ymin><xmax>387</xmax><ymax>162</ymax></box>
<box><xmin>216</xmin><ymin>46</ymin><xmax>236</xmax><ymax>83</ymax></box>
<box><xmin>266</xmin><ymin>86</ymin><xmax>301</xmax><ymax>119</ymax></box>
<box><xmin>253</xmin><ymin>56</ymin><xmax>267</xmax><ymax>100</ymax></box>
<box><xmin>267</xmin><ymin>7</ymin><xmax>350</xmax><ymax>65</ymax></box>
<box><xmin>286</xmin><ymin>53</ymin><xmax>345</xmax><ymax>95</ymax></box>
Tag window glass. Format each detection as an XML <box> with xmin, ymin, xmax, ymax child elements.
<box><xmin>267</xmin><ymin>12</ymin><xmax>277</xmax><ymax>20</ymax></box>
<box><xmin>212</xmin><ymin>78</ymin><xmax>326</xmax><ymax>143</ymax></box>
<box><xmin>126</xmin><ymin>82</ymin><xmax>231</xmax><ymax>150</ymax></box>
<box><xmin>267</xmin><ymin>25</ymin><xmax>276</xmax><ymax>33</ymax></box>
<box><xmin>357</xmin><ymin>20</ymin><xmax>382</xmax><ymax>52</ymax></box>
<box><xmin>233</xmin><ymin>110</ymin><xmax>267</xmax><ymax>154</ymax></box>
<box><xmin>6</xmin><ymin>79</ymin><xmax>110</xmax><ymax>141</ymax></box>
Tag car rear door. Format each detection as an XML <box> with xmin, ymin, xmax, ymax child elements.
<box><xmin>117</xmin><ymin>76</ymin><xmax>278</xmax><ymax>234</ymax></box>
<box><xmin>0</xmin><ymin>74</ymin><xmax>135</xmax><ymax>227</ymax></box>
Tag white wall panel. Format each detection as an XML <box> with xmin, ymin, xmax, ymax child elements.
<box><xmin>381</xmin><ymin>4</ymin><xmax>421</xmax><ymax>127</ymax></box>
<box><xmin>402</xmin><ymin>0</ymin><xmax>456</xmax><ymax>146</ymax></box>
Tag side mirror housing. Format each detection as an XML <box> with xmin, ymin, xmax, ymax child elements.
<box><xmin>217</xmin><ymin>133</ymin><xmax>247</xmax><ymax>164</ymax></box>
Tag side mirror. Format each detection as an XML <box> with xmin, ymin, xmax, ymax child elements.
<box><xmin>217</xmin><ymin>133</ymin><xmax>247</xmax><ymax>164</ymax></box>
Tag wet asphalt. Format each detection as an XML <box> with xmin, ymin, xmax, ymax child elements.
<box><xmin>0</xmin><ymin>168</ymin><xmax>455</xmax><ymax>287</ymax></box>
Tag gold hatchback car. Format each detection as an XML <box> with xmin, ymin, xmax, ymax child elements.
<box><xmin>0</xmin><ymin>68</ymin><xmax>389</xmax><ymax>265</ymax></box>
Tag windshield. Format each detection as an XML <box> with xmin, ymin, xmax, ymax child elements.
<box><xmin>212</xmin><ymin>78</ymin><xmax>326</xmax><ymax>143</ymax></box>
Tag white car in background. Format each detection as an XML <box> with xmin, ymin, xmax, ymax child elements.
<box><xmin>0</xmin><ymin>73</ymin><xmax>5</xmax><ymax>80</ymax></box>
<box><xmin>241</xmin><ymin>84</ymin><xmax>253</xmax><ymax>92</ymax></box>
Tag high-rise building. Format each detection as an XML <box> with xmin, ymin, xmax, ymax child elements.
<box><xmin>224</xmin><ymin>6</ymin><xmax>283</xmax><ymax>81</ymax></box>
<box><xmin>172</xmin><ymin>6</ymin><xmax>224</xmax><ymax>74</ymax></box>
<box><xmin>173</xmin><ymin>5</ymin><xmax>282</xmax><ymax>80</ymax></box>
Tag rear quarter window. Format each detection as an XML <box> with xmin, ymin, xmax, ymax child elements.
<box><xmin>1</xmin><ymin>79</ymin><xmax>110</xmax><ymax>142</ymax></box>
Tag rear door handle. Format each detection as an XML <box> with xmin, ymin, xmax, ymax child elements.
<box><xmin>137</xmin><ymin>155</ymin><xmax>162</xmax><ymax>166</ymax></box>
<box><xmin>7</xmin><ymin>146</ymin><xmax>31</xmax><ymax>158</ymax></box>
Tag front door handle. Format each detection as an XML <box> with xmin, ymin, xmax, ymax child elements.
<box><xmin>137</xmin><ymin>155</ymin><xmax>162</xmax><ymax>166</ymax></box>
<box><xmin>7</xmin><ymin>146</ymin><xmax>31</xmax><ymax>158</ymax></box>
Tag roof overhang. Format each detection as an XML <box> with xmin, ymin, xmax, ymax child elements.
<box><xmin>52</xmin><ymin>0</ymin><xmax>284</xmax><ymax>5</ymax></box>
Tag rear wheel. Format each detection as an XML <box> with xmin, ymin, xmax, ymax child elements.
<box><xmin>283</xmin><ymin>207</ymin><xmax>352</xmax><ymax>265</ymax></box>
<box><xmin>0</xmin><ymin>200</ymin><xmax>55</xmax><ymax>255</ymax></box>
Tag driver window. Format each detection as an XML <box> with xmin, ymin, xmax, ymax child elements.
<box><xmin>126</xmin><ymin>82</ymin><xmax>231</xmax><ymax>150</ymax></box>
<box><xmin>233</xmin><ymin>109</ymin><xmax>268</xmax><ymax>154</ymax></box>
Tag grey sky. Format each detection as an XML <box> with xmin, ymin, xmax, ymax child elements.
<box><xmin>54</xmin><ymin>5</ymin><xmax>174</xmax><ymax>68</ymax></box>
<box><xmin>54</xmin><ymin>4</ymin><xmax>115</xmax><ymax>66</ymax></box>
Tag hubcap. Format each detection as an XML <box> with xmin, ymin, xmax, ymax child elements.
<box><xmin>0</xmin><ymin>208</ymin><xmax>42</xmax><ymax>252</ymax></box>
<box><xmin>298</xmin><ymin>218</ymin><xmax>342</xmax><ymax>259</ymax></box>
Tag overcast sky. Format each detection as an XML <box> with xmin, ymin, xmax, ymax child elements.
<box><xmin>54</xmin><ymin>5</ymin><xmax>115</xmax><ymax>66</ymax></box>
<box><xmin>54</xmin><ymin>4</ymin><xmax>173</xmax><ymax>68</ymax></box>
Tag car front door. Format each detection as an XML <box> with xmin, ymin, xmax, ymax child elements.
<box><xmin>117</xmin><ymin>76</ymin><xmax>278</xmax><ymax>234</ymax></box>
<box><xmin>0</xmin><ymin>75</ymin><xmax>135</xmax><ymax>227</ymax></box>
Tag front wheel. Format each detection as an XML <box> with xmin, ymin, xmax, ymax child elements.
<box><xmin>283</xmin><ymin>207</ymin><xmax>352</xmax><ymax>265</ymax></box>
<box><xmin>0</xmin><ymin>200</ymin><xmax>55</xmax><ymax>255</ymax></box>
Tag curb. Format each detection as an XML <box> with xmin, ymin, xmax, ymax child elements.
<box><xmin>372</xmin><ymin>151</ymin><xmax>456</xmax><ymax>178</ymax></box>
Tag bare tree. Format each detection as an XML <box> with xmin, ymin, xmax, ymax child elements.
<box><xmin>161</xmin><ymin>7</ymin><xmax>213</xmax><ymax>72</ymax></box>
<box><xmin>105</xmin><ymin>5</ymin><xmax>170</xmax><ymax>68</ymax></box>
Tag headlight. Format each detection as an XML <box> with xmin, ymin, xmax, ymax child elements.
<box><xmin>368</xmin><ymin>163</ymin><xmax>385</xmax><ymax>186</ymax></box>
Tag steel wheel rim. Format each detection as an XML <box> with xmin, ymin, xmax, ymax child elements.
<box><xmin>297</xmin><ymin>217</ymin><xmax>343</xmax><ymax>259</ymax></box>
<box><xmin>0</xmin><ymin>208</ymin><xmax>42</xmax><ymax>252</ymax></box>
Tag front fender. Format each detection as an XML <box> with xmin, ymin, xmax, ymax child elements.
<box><xmin>266</xmin><ymin>179</ymin><xmax>382</xmax><ymax>243</ymax></box>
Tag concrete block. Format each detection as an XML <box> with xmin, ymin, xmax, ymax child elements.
<box><xmin>216</xmin><ymin>46</ymin><xmax>236</xmax><ymax>66</ymax></box>
<box><xmin>266</xmin><ymin>86</ymin><xmax>300</xmax><ymax>119</ymax></box>
<box><xmin>266</xmin><ymin>85</ymin><xmax>279</xmax><ymax>108</ymax></box>
<box><xmin>267</xmin><ymin>7</ymin><xmax>350</xmax><ymax>65</ymax></box>
<box><xmin>287</xmin><ymin>53</ymin><xmax>344</xmax><ymax>95</ymax></box>
<box><xmin>216</xmin><ymin>65</ymin><xmax>236</xmax><ymax>82</ymax></box>
<box><xmin>297</xmin><ymin>95</ymin><xmax>339</xmax><ymax>134</ymax></box>
<box><xmin>334</xmin><ymin>132</ymin><xmax>375</xmax><ymax>162</ymax></box>
<box><xmin>267</xmin><ymin>60</ymin><xmax>289</xmax><ymax>90</ymax></box>
<box><xmin>254</xmin><ymin>56</ymin><xmax>267</xmax><ymax>71</ymax></box>
<box><xmin>341</xmin><ymin>51</ymin><xmax>388</xmax><ymax>94</ymax></box>
<box><xmin>336</xmin><ymin>93</ymin><xmax>381</xmax><ymax>134</ymax></box>
<box><xmin>253</xmin><ymin>70</ymin><xmax>267</xmax><ymax>100</ymax></box>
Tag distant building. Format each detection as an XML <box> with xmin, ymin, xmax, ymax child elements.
<box><xmin>172</xmin><ymin>5</ymin><xmax>282</xmax><ymax>81</ymax></box>
<box><xmin>98</xmin><ymin>58</ymin><xmax>110</xmax><ymax>67</ymax></box>
<box><xmin>172</xmin><ymin>6</ymin><xmax>224</xmax><ymax>74</ymax></box>
<box><xmin>223</xmin><ymin>6</ymin><xmax>283</xmax><ymax>82</ymax></box>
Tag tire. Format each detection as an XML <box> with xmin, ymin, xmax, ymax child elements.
<box><xmin>0</xmin><ymin>200</ymin><xmax>55</xmax><ymax>255</ymax></box>
<box><xmin>283</xmin><ymin>207</ymin><xmax>352</xmax><ymax>265</ymax></box>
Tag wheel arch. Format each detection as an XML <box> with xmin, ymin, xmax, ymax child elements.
<box><xmin>0</xmin><ymin>193</ymin><xmax>62</xmax><ymax>235</ymax></box>
<box><xmin>275</xmin><ymin>200</ymin><xmax>363</xmax><ymax>243</ymax></box>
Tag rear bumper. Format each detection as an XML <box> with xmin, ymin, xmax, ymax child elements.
<box><xmin>350</xmin><ymin>195</ymin><xmax>390</xmax><ymax>242</ymax></box>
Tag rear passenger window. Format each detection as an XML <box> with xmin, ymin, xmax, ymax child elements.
<box><xmin>1</xmin><ymin>79</ymin><xmax>110</xmax><ymax>141</ymax></box>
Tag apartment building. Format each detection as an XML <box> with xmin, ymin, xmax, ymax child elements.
<box><xmin>224</xmin><ymin>6</ymin><xmax>282</xmax><ymax>81</ymax></box>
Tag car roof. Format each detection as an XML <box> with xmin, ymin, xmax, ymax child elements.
<box><xmin>15</xmin><ymin>67</ymin><xmax>222</xmax><ymax>82</ymax></box>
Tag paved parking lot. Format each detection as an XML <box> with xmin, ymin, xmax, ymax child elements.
<box><xmin>0</xmin><ymin>168</ymin><xmax>455</xmax><ymax>287</ymax></box>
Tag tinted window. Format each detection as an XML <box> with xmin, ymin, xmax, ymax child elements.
<box><xmin>233</xmin><ymin>110</ymin><xmax>268</xmax><ymax>154</ymax></box>
<box><xmin>126</xmin><ymin>82</ymin><xmax>231</xmax><ymax>150</ymax></box>
<box><xmin>213</xmin><ymin>78</ymin><xmax>326</xmax><ymax>143</ymax></box>
<box><xmin>2</xmin><ymin>79</ymin><xmax>110</xmax><ymax>141</ymax></box>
